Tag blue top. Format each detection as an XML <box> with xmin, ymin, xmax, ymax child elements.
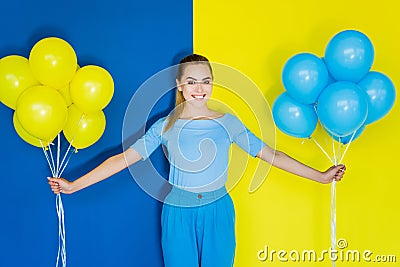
<box><xmin>130</xmin><ymin>113</ymin><xmax>266</xmax><ymax>192</ymax></box>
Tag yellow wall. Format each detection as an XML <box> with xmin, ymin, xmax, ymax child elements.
<box><xmin>194</xmin><ymin>0</ymin><xmax>400</xmax><ymax>266</ymax></box>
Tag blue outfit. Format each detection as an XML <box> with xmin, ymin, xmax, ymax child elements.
<box><xmin>131</xmin><ymin>113</ymin><xmax>266</xmax><ymax>267</ymax></box>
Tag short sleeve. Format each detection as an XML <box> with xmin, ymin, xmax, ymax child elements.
<box><xmin>130</xmin><ymin>117</ymin><xmax>166</xmax><ymax>160</ymax></box>
<box><xmin>225</xmin><ymin>114</ymin><xmax>266</xmax><ymax>157</ymax></box>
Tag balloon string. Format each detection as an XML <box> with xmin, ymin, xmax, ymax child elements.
<box><xmin>329</xmin><ymin>129</ymin><xmax>356</xmax><ymax>267</ymax></box>
<box><xmin>59</xmin><ymin>137</ymin><xmax>75</xmax><ymax>175</ymax></box>
<box><xmin>311</xmin><ymin>137</ymin><xmax>335</xmax><ymax>165</ymax></box>
<box><xmin>56</xmin><ymin>134</ymin><xmax>61</xmax><ymax>177</ymax></box>
<box><xmin>338</xmin><ymin>138</ymin><xmax>343</xmax><ymax>165</ymax></box>
<box><xmin>50</xmin><ymin>136</ymin><xmax>70</xmax><ymax>267</ymax></box>
<box><xmin>55</xmin><ymin>139</ymin><xmax>67</xmax><ymax>267</ymax></box>
<box><xmin>71</xmin><ymin>114</ymin><xmax>84</xmax><ymax>143</ymax></box>
<box><xmin>331</xmin><ymin>179</ymin><xmax>337</xmax><ymax>267</ymax></box>
<box><xmin>41</xmin><ymin>139</ymin><xmax>67</xmax><ymax>267</ymax></box>
<box><xmin>312</xmin><ymin>136</ymin><xmax>340</xmax><ymax>267</ymax></box>
<box><xmin>332</xmin><ymin>137</ymin><xmax>337</xmax><ymax>166</ymax></box>
<box><xmin>330</xmin><ymin>136</ymin><xmax>337</xmax><ymax>267</ymax></box>
<box><xmin>44</xmin><ymin>115</ymin><xmax>84</xmax><ymax>267</ymax></box>
<box><xmin>56</xmin><ymin>194</ymin><xmax>61</xmax><ymax>266</ymax></box>
<box><xmin>48</xmin><ymin>142</ymin><xmax>57</xmax><ymax>177</ymax></box>
<box><xmin>58</xmin><ymin>148</ymin><xmax>74</xmax><ymax>178</ymax></box>
<box><xmin>60</xmin><ymin>195</ymin><xmax>66</xmax><ymax>267</ymax></box>
<box><xmin>315</xmin><ymin>130</ymin><xmax>355</xmax><ymax>267</ymax></box>
<box><xmin>56</xmin><ymin>194</ymin><xmax>67</xmax><ymax>267</ymax></box>
<box><xmin>57</xmin><ymin>112</ymin><xmax>83</xmax><ymax>177</ymax></box>
<box><xmin>338</xmin><ymin>130</ymin><xmax>357</xmax><ymax>164</ymax></box>
<box><xmin>59</xmin><ymin>113</ymin><xmax>83</xmax><ymax>165</ymax></box>
<box><xmin>329</xmin><ymin>137</ymin><xmax>337</xmax><ymax>267</ymax></box>
<box><xmin>40</xmin><ymin>140</ymin><xmax>55</xmax><ymax>177</ymax></box>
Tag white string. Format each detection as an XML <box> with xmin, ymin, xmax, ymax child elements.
<box><xmin>51</xmin><ymin>115</ymin><xmax>84</xmax><ymax>267</ymax></box>
<box><xmin>329</xmin><ymin>137</ymin><xmax>337</xmax><ymax>267</ymax></box>
<box><xmin>331</xmin><ymin>179</ymin><xmax>337</xmax><ymax>267</ymax></box>
<box><xmin>56</xmin><ymin>194</ymin><xmax>61</xmax><ymax>266</ymax></box>
<box><xmin>332</xmin><ymin>137</ymin><xmax>337</xmax><ymax>166</ymax></box>
<box><xmin>312</xmin><ymin>136</ymin><xmax>339</xmax><ymax>267</ymax></box>
<box><xmin>53</xmin><ymin>115</ymin><xmax>84</xmax><ymax>267</ymax></box>
<box><xmin>48</xmin><ymin>143</ymin><xmax>57</xmax><ymax>177</ymax></box>
<box><xmin>56</xmin><ymin>194</ymin><xmax>67</xmax><ymax>267</ymax></box>
<box><xmin>60</xmin><ymin>195</ymin><xmax>66</xmax><ymax>266</ymax></box>
<box><xmin>58</xmin><ymin>114</ymin><xmax>83</xmax><ymax>178</ymax></box>
<box><xmin>311</xmin><ymin>137</ymin><xmax>335</xmax><ymax>165</ymax></box>
<box><xmin>330</xmin><ymin>137</ymin><xmax>340</xmax><ymax>267</ymax></box>
<box><xmin>329</xmin><ymin>130</ymin><xmax>356</xmax><ymax>267</ymax></box>
<box><xmin>339</xmin><ymin>131</ymin><xmax>357</xmax><ymax>164</ymax></box>
<box><xmin>41</xmin><ymin>136</ymin><xmax>68</xmax><ymax>267</ymax></box>
<box><xmin>58</xmin><ymin>148</ymin><xmax>75</xmax><ymax>178</ymax></box>
<box><xmin>56</xmin><ymin>139</ymin><xmax>67</xmax><ymax>267</ymax></box>
<box><xmin>40</xmin><ymin>141</ymin><xmax>55</xmax><ymax>177</ymax></box>
<box><xmin>311</xmin><ymin>129</ymin><xmax>356</xmax><ymax>267</ymax></box>
<box><xmin>329</xmin><ymin>131</ymin><xmax>356</xmax><ymax>267</ymax></box>
<box><xmin>59</xmin><ymin>139</ymin><xmax>74</xmax><ymax>175</ymax></box>
<box><xmin>337</xmin><ymin>138</ymin><xmax>342</xmax><ymax>166</ymax></box>
<box><xmin>56</xmin><ymin>134</ymin><xmax>61</xmax><ymax>177</ymax></box>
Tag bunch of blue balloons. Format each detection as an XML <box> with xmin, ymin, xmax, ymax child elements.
<box><xmin>273</xmin><ymin>30</ymin><xmax>396</xmax><ymax>144</ymax></box>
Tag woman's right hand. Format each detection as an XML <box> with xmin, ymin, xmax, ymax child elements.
<box><xmin>47</xmin><ymin>177</ymin><xmax>74</xmax><ymax>194</ymax></box>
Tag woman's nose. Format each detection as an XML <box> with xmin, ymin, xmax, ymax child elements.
<box><xmin>195</xmin><ymin>82</ymin><xmax>203</xmax><ymax>91</ymax></box>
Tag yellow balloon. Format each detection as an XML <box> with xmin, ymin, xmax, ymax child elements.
<box><xmin>59</xmin><ymin>84</ymin><xmax>73</xmax><ymax>106</ymax></box>
<box><xmin>29</xmin><ymin>37</ymin><xmax>77</xmax><ymax>89</ymax></box>
<box><xmin>63</xmin><ymin>104</ymin><xmax>106</xmax><ymax>149</ymax></box>
<box><xmin>0</xmin><ymin>55</ymin><xmax>40</xmax><ymax>109</ymax></box>
<box><xmin>70</xmin><ymin>65</ymin><xmax>114</xmax><ymax>113</ymax></box>
<box><xmin>16</xmin><ymin>85</ymin><xmax>67</xmax><ymax>141</ymax></box>
<box><xmin>13</xmin><ymin>112</ymin><xmax>50</xmax><ymax>148</ymax></box>
<box><xmin>58</xmin><ymin>64</ymin><xmax>80</xmax><ymax>106</ymax></box>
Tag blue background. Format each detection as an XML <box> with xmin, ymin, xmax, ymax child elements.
<box><xmin>0</xmin><ymin>0</ymin><xmax>192</xmax><ymax>266</ymax></box>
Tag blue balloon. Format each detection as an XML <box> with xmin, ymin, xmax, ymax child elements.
<box><xmin>282</xmin><ymin>53</ymin><xmax>329</xmax><ymax>104</ymax></box>
<box><xmin>324</xmin><ymin>30</ymin><xmax>374</xmax><ymax>82</ymax></box>
<box><xmin>331</xmin><ymin>125</ymin><xmax>365</xmax><ymax>144</ymax></box>
<box><xmin>358</xmin><ymin>71</ymin><xmax>396</xmax><ymax>124</ymax></box>
<box><xmin>321</xmin><ymin>57</ymin><xmax>336</xmax><ymax>85</ymax></box>
<box><xmin>272</xmin><ymin>92</ymin><xmax>318</xmax><ymax>138</ymax></box>
<box><xmin>317</xmin><ymin>81</ymin><xmax>368</xmax><ymax>137</ymax></box>
<box><xmin>327</xmin><ymin>71</ymin><xmax>336</xmax><ymax>85</ymax></box>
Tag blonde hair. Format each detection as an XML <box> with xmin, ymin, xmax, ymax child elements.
<box><xmin>163</xmin><ymin>54</ymin><xmax>212</xmax><ymax>132</ymax></box>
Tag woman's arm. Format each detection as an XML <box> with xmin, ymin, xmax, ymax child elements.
<box><xmin>48</xmin><ymin>147</ymin><xmax>143</xmax><ymax>194</ymax></box>
<box><xmin>256</xmin><ymin>145</ymin><xmax>345</xmax><ymax>184</ymax></box>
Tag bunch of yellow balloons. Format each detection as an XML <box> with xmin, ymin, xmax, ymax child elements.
<box><xmin>0</xmin><ymin>37</ymin><xmax>114</xmax><ymax>149</ymax></box>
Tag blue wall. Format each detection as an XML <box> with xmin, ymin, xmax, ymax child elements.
<box><xmin>0</xmin><ymin>1</ymin><xmax>192</xmax><ymax>266</ymax></box>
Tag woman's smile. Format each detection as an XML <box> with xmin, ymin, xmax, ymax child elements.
<box><xmin>191</xmin><ymin>94</ymin><xmax>206</xmax><ymax>100</ymax></box>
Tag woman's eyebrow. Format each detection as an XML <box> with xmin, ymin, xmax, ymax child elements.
<box><xmin>185</xmin><ymin>76</ymin><xmax>212</xmax><ymax>80</ymax></box>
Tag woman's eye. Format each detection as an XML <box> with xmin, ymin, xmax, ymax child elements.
<box><xmin>203</xmin><ymin>80</ymin><xmax>210</xmax><ymax>84</ymax></box>
<box><xmin>187</xmin><ymin>80</ymin><xmax>195</xmax><ymax>85</ymax></box>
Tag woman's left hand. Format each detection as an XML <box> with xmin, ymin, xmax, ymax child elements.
<box><xmin>320</xmin><ymin>164</ymin><xmax>346</xmax><ymax>184</ymax></box>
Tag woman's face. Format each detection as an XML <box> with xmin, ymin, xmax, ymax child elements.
<box><xmin>177</xmin><ymin>63</ymin><xmax>213</xmax><ymax>105</ymax></box>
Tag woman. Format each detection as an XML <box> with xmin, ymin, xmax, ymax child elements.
<box><xmin>48</xmin><ymin>54</ymin><xmax>345</xmax><ymax>267</ymax></box>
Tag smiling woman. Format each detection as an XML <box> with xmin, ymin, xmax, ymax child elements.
<box><xmin>48</xmin><ymin>54</ymin><xmax>345</xmax><ymax>267</ymax></box>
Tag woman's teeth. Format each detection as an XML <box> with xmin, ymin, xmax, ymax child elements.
<box><xmin>192</xmin><ymin>94</ymin><xmax>205</xmax><ymax>99</ymax></box>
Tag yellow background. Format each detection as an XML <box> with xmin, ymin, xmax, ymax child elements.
<box><xmin>194</xmin><ymin>0</ymin><xmax>400</xmax><ymax>266</ymax></box>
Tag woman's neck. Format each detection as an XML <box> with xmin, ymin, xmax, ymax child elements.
<box><xmin>180</xmin><ymin>105</ymin><xmax>219</xmax><ymax>119</ymax></box>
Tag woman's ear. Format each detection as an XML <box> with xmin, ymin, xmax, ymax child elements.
<box><xmin>176</xmin><ymin>79</ymin><xmax>183</xmax><ymax>91</ymax></box>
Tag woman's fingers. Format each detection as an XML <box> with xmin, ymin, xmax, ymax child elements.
<box><xmin>47</xmin><ymin>177</ymin><xmax>63</xmax><ymax>194</ymax></box>
<box><xmin>322</xmin><ymin>164</ymin><xmax>346</xmax><ymax>183</ymax></box>
<box><xmin>334</xmin><ymin>165</ymin><xmax>346</xmax><ymax>181</ymax></box>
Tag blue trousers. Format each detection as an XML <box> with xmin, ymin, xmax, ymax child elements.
<box><xmin>161</xmin><ymin>186</ymin><xmax>236</xmax><ymax>267</ymax></box>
